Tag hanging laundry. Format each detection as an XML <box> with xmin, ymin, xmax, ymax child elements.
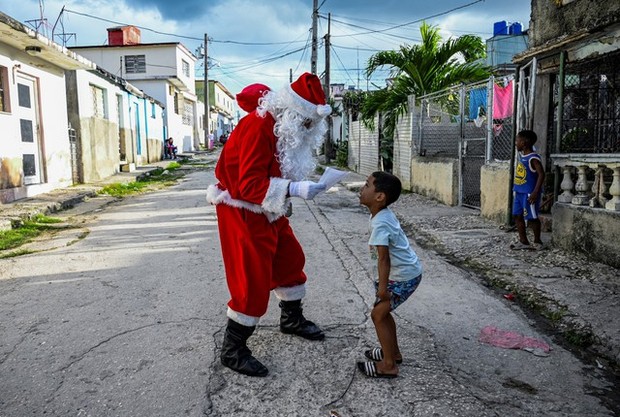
<box><xmin>469</xmin><ymin>87</ymin><xmax>487</xmax><ymax>120</ymax></box>
<box><xmin>493</xmin><ymin>80</ymin><xmax>514</xmax><ymax>119</ymax></box>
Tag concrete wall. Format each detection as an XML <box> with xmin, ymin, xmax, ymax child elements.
<box><xmin>530</xmin><ymin>0</ymin><xmax>620</xmax><ymax>48</ymax></box>
<box><xmin>552</xmin><ymin>204</ymin><xmax>620</xmax><ymax>269</ymax></box>
<box><xmin>80</xmin><ymin>117</ymin><xmax>120</xmax><ymax>181</ymax></box>
<box><xmin>410</xmin><ymin>157</ymin><xmax>458</xmax><ymax>206</ymax></box>
<box><xmin>480</xmin><ymin>163</ymin><xmax>511</xmax><ymax>224</ymax></box>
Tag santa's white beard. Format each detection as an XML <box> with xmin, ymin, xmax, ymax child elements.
<box><xmin>274</xmin><ymin>110</ymin><xmax>327</xmax><ymax>181</ymax></box>
<box><xmin>257</xmin><ymin>90</ymin><xmax>328</xmax><ymax>181</ymax></box>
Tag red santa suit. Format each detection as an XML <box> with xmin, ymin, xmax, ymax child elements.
<box><xmin>207</xmin><ymin>84</ymin><xmax>310</xmax><ymax>326</ymax></box>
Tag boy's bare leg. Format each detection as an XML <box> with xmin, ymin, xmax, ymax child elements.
<box><xmin>529</xmin><ymin>219</ymin><xmax>542</xmax><ymax>244</ymax></box>
<box><xmin>385</xmin><ymin>313</ymin><xmax>402</xmax><ymax>362</ymax></box>
<box><xmin>371</xmin><ymin>300</ymin><xmax>399</xmax><ymax>375</ymax></box>
<box><xmin>514</xmin><ymin>215</ymin><xmax>529</xmax><ymax>244</ymax></box>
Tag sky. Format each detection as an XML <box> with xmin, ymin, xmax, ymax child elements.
<box><xmin>1</xmin><ymin>0</ymin><xmax>532</xmax><ymax>95</ymax></box>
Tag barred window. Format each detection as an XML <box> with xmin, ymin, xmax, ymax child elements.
<box><xmin>0</xmin><ymin>66</ymin><xmax>10</xmax><ymax>113</ymax></box>
<box><xmin>182</xmin><ymin>60</ymin><xmax>190</xmax><ymax>78</ymax></box>
<box><xmin>182</xmin><ymin>100</ymin><xmax>193</xmax><ymax>125</ymax></box>
<box><xmin>558</xmin><ymin>51</ymin><xmax>620</xmax><ymax>153</ymax></box>
<box><xmin>90</xmin><ymin>84</ymin><xmax>107</xmax><ymax>119</ymax></box>
<box><xmin>124</xmin><ymin>55</ymin><xmax>146</xmax><ymax>74</ymax></box>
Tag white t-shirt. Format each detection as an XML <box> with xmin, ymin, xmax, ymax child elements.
<box><xmin>368</xmin><ymin>207</ymin><xmax>423</xmax><ymax>282</ymax></box>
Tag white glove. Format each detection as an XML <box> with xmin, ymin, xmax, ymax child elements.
<box><xmin>288</xmin><ymin>181</ymin><xmax>326</xmax><ymax>200</ymax></box>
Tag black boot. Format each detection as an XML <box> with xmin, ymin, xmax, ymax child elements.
<box><xmin>279</xmin><ymin>300</ymin><xmax>325</xmax><ymax>341</ymax></box>
<box><xmin>220</xmin><ymin>319</ymin><xmax>268</xmax><ymax>377</ymax></box>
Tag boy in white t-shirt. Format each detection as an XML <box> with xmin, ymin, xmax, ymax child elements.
<box><xmin>357</xmin><ymin>171</ymin><xmax>423</xmax><ymax>378</ymax></box>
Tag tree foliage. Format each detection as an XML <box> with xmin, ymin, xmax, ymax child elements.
<box><xmin>360</xmin><ymin>22</ymin><xmax>491</xmax><ymax>139</ymax></box>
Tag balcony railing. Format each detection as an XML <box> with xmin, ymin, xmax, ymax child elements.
<box><xmin>551</xmin><ymin>154</ymin><xmax>620</xmax><ymax>211</ymax></box>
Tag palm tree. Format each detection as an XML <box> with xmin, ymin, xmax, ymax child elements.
<box><xmin>361</xmin><ymin>22</ymin><xmax>490</xmax><ymax>163</ymax></box>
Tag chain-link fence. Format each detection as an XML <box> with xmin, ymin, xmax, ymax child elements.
<box><xmin>416</xmin><ymin>76</ymin><xmax>516</xmax><ymax>207</ymax></box>
<box><xmin>417</xmin><ymin>77</ymin><xmax>515</xmax><ymax>162</ymax></box>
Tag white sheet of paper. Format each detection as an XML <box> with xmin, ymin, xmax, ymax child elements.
<box><xmin>318</xmin><ymin>167</ymin><xmax>348</xmax><ymax>190</ymax></box>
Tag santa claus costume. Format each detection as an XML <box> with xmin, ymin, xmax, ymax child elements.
<box><xmin>207</xmin><ymin>73</ymin><xmax>332</xmax><ymax>377</ymax></box>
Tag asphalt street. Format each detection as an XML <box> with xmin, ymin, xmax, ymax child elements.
<box><xmin>0</xmin><ymin>168</ymin><xmax>616</xmax><ymax>416</ymax></box>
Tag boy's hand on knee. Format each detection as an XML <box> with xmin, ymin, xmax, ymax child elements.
<box><xmin>376</xmin><ymin>288</ymin><xmax>390</xmax><ymax>302</ymax></box>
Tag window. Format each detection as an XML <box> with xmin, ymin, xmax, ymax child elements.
<box><xmin>556</xmin><ymin>51</ymin><xmax>620</xmax><ymax>153</ymax></box>
<box><xmin>90</xmin><ymin>84</ymin><xmax>108</xmax><ymax>119</ymax></box>
<box><xmin>151</xmin><ymin>102</ymin><xmax>156</xmax><ymax>118</ymax></box>
<box><xmin>182</xmin><ymin>100</ymin><xmax>193</xmax><ymax>125</ymax></box>
<box><xmin>182</xmin><ymin>60</ymin><xmax>190</xmax><ymax>78</ymax></box>
<box><xmin>124</xmin><ymin>55</ymin><xmax>146</xmax><ymax>74</ymax></box>
<box><xmin>0</xmin><ymin>66</ymin><xmax>10</xmax><ymax>113</ymax></box>
<box><xmin>174</xmin><ymin>92</ymin><xmax>180</xmax><ymax>115</ymax></box>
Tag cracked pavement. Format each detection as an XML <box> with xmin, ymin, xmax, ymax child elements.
<box><xmin>0</xmin><ymin>164</ymin><xmax>617</xmax><ymax>416</ymax></box>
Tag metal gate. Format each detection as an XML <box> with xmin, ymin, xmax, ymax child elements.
<box><xmin>460</xmin><ymin>82</ymin><xmax>489</xmax><ymax>208</ymax></box>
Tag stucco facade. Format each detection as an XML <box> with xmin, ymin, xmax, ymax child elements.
<box><xmin>0</xmin><ymin>12</ymin><xmax>95</xmax><ymax>203</ymax></box>
<box><xmin>72</xmin><ymin>40</ymin><xmax>200</xmax><ymax>153</ymax></box>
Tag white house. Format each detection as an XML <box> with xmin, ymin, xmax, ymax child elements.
<box><xmin>71</xmin><ymin>26</ymin><xmax>201</xmax><ymax>153</ymax></box>
<box><xmin>65</xmin><ymin>66</ymin><xmax>165</xmax><ymax>181</ymax></box>
<box><xmin>0</xmin><ymin>11</ymin><xmax>95</xmax><ymax>203</ymax></box>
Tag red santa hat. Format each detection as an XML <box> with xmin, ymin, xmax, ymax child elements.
<box><xmin>236</xmin><ymin>83</ymin><xmax>271</xmax><ymax>113</ymax></box>
<box><xmin>280</xmin><ymin>72</ymin><xmax>332</xmax><ymax>119</ymax></box>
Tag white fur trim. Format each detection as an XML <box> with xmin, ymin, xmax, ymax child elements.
<box><xmin>317</xmin><ymin>104</ymin><xmax>332</xmax><ymax>117</ymax></box>
<box><xmin>261</xmin><ymin>177</ymin><xmax>291</xmax><ymax>217</ymax></box>
<box><xmin>207</xmin><ymin>182</ymin><xmax>291</xmax><ymax>223</ymax></box>
<box><xmin>273</xmin><ymin>284</ymin><xmax>306</xmax><ymax>301</ymax></box>
<box><xmin>280</xmin><ymin>84</ymin><xmax>330</xmax><ymax>120</ymax></box>
<box><xmin>227</xmin><ymin>307</ymin><xmax>260</xmax><ymax>327</ymax></box>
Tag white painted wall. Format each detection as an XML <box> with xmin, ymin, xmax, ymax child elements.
<box><xmin>0</xmin><ymin>44</ymin><xmax>72</xmax><ymax>198</ymax></box>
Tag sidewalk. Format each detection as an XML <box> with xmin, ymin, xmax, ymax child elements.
<box><xmin>0</xmin><ymin>152</ymin><xmax>213</xmax><ymax>230</ymax></box>
<box><xmin>341</xmin><ymin>170</ymin><xmax>620</xmax><ymax>369</ymax></box>
<box><xmin>2</xmin><ymin>162</ymin><xmax>619</xmax><ymax>369</ymax></box>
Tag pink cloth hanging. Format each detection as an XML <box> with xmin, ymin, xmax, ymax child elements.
<box><xmin>493</xmin><ymin>80</ymin><xmax>514</xmax><ymax>119</ymax></box>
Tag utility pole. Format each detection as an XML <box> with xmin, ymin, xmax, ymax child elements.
<box><xmin>311</xmin><ymin>0</ymin><xmax>318</xmax><ymax>75</ymax></box>
<box><xmin>324</xmin><ymin>13</ymin><xmax>332</xmax><ymax>164</ymax></box>
<box><xmin>204</xmin><ymin>33</ymin><xmax>210</xmax><ymax>148</ymax></box>
<box><xmin>290</xmin><ymin>68</ymin><xmax>293</xmax><ymax>83</ymax></box>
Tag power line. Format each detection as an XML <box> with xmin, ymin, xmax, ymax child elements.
<box><xmin>63</xmin><ymin>8</ymin><xmax>308</xmax><ymax>46</ymax></box>
<box><xmin>322</xmin><ymin>0</ymin><xmax>484</xmax><ymax>38</ymax></box>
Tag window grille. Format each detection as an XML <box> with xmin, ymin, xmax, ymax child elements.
<box><xmin>182</xmin><ymin>100</ymin><xmax>193</xmax><ymax>125</ymax></box>
<box><xmin>124</xmin><ymin>55</ymin><xmax>146</xmax><ymax>74</ymax></box>
<box><xmin>182</xmin><ymin>60</ymin><xmax>190</xmax><ymax>78</ymax></box>
<box><xmin>90</xmin><ymin>84</ymin><xmax>107</xmax><ymax>119</ymax></box>
<box><xmin>558</xmin><ymin>51</ymin><xmax>620</xmax><ymax>153</ymax></box>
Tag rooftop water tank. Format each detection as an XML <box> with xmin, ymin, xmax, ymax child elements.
<box><xmin>493</xmin><ymin>21</ymin><xmax>509</xmax><ymax>36</ymax></box>
<box><xmin>510</xmin><ymin>22</ymin><xmax>523</xmax><ymax>35</ymax></box>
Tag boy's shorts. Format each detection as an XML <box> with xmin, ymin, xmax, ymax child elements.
<box><xmin>512</xmin><ymin>191</ymin><xmax>541</xmax><ymax>220</ymax></box>
<box><xmin>374</xmin><ymin>275</ymin><xmax>422</xmax><ymax>311</ymax></box>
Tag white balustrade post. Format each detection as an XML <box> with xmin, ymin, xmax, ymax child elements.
<box><xmin>571</xmin><ymin>165</ymin><xmax>590</xmax><ymax>205</ymax></box>
<box><xmin>589</xmin><ymin>166</ymin><xmax>608</xmax><ymax>208</ymax></box>
<box><xmin>558</xmin><ymin>165</ymin><xmax>575</xmax><ymax>203</ymax></box>
<box><xmin>606</xmin><ymin>166</ymin><xmax>620</xmax><ymax>211</ymax></box>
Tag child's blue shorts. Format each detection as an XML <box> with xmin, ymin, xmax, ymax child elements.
<box><xmin>374</xmin><ymin>274</ymin><xmax>422</xmax><ymax>311</ymax></box>
<box><xmin>513</xmin><ymin>191</ymin><xmax>541</xmax><ymax>220</ymax></box>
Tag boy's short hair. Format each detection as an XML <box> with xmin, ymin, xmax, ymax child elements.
<box><xmin>517</xmin><ymin>129</ymin><xmax>538</xmax><ymax>146</ymax></box>
<box><xmin>371</xmin><ymin>171</ymin><xmax>402</xmax><ymax>206</ymax></box>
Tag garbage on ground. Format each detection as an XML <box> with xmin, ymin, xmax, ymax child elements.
<box><xmin>503</xmin><ymin>293</ymin><xmax>515</xmax><ymax>301</ymax></box>
<box><xmin>479</xmin><ymin>325</ymin><xmax>551</xmax><ymax>355</ymax></box>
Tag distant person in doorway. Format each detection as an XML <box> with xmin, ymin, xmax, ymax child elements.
<box><xmin>510</xmin><ymin>129</ymin><xmax>545</xmax><ymax>250</ymax></box>
<box><xmin>357</xmin><ymin>171</ymin><xmax>423</xmax><ymax>378</ymax></box>
<box><xmin>165</xmin><ymin>137</ymin><xmax>177</xmax><ymax>159</ymax></box>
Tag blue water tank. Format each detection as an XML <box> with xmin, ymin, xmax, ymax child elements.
<box><xmin>510</xmin><ymin>22</ymin><xmax>523</xmax><ymax>35</ymax></box>
<box><xmin>494</xmin><ymin>21</ymin><xmax>508</xmax><ymax>36</ymax></box>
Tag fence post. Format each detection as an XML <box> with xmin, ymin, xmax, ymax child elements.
<box><xmin>486</xmin><ymin>75</ymin><xmax>494</xmax><ymax>163</ymax></box>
